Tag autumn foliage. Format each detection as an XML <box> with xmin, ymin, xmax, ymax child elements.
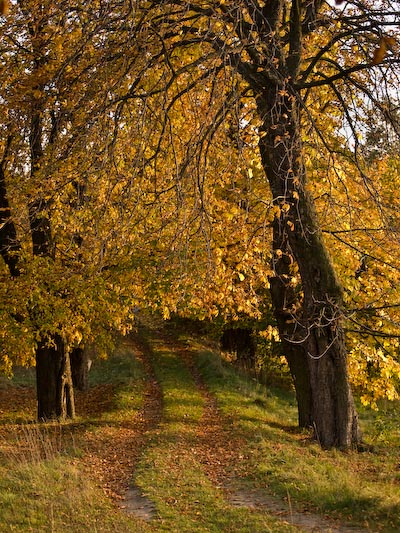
<box><xmin>0</xmin><ymin>1</ymin><xmax>399</xmax><ymax>435</ymax></box>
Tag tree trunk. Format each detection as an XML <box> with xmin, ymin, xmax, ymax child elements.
<box><xmin>268</xmin><ymin>211</ymin><xmax>312</xmax><ymax>427</ymax></box>
<box><xmin>269</xmin><ymin>263</ymin><xmax>312</xmax><ymax>428</ymax></box>
<box><xmin>220</xmin><ymin>327</ymin><xmax>256</xmax><ymax>369</ymax></box>
<box><xmin>257</xmin><ymin>86</ymin><xmax>360</xmax><ymax>448</ymax></box>
<box><xmin>0</xmin><ymin>140</ymin><xmax>20</xmax><ymax>277</ymax></box>
<box><xmin>27</xmin><ymin>21</ymin><xmax>76</xmax><ymax>421</ymax></box>
<box><xmin>36</xmin><ymin>335</ymin><xmax>75</xmax><ymax>420</ymax></box>
<box><xmin>306</xmin><ymin>324</ymin><xmax>360</xmax><ymax>448</ymax></box>
<box><xmin>70</xmin><ymin>346</ymin><xmax>90</xmax><ymax>392</ymax></box>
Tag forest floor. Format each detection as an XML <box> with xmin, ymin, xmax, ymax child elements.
<box><xmin>0</xmin><ymin>324</ymin><xmax>399</xmax><ymax>532</ymax></box>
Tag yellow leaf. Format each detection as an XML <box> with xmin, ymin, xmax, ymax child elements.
<box><xmin>372</xmin><ymin>39</ymin><xmax>387</xmax><ymax>65</ymax></box>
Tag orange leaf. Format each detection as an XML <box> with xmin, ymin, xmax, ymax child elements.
<box><xmin>383</xmin><ymin>36</ymin><xmax>397</xmax><ymax>49</ymax></box>
<box><xmin>372</xmin><ymin>39</ymin><xmax>387</xmax><ymax>65</ymax></box>
<box><xmin>0</xmin><ymin>0</ymin><xmax>8</xmax><ymax>15</ymax></box>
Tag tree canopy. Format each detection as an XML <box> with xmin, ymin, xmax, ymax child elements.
<box><xmin>0</xmin><ymin>0</ymin><xmax>400</xmax><ymax>447</ymax></box>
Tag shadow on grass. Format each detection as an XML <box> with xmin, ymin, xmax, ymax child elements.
<box><xmin>264</xmin><ymin>419</ymin><xmax>305</xmax><ymax>434</ymax></box>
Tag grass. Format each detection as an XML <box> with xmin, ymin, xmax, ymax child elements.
<box><xmin>0</xmin><ymin>328</ymin><xmax>399</xmax><ymax>531</ymax></box>
<box><xmin>0</xmin><ymin>458</ymin><xmax>139</xmax><ymax>532</ymax></box>
<box><xmin>193</xmin><ymin>340</ymin><xmax>400</xmax><ymax>532</ymax></box>
<box><xmin>133</xmin><ymin>334</ymin><xmax>297</xmax><ymax>532</ymax></box>
<box><xmin>0</xmin><ymin>340</ymin><xmax>145</xmax><ymax>532</ymax></box>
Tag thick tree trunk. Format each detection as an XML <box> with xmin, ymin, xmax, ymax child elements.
<box><xmin>257</xmin><ymin>86</ymin><xmax>360</xmax><ymax>448</ymax></box>
<box><xmin>28</xmin><ymin>27</ymin><xmax>76</xmax><ymax>420</ymax></box>
<box><xmin>36</xmin><ymin>335</ymin><xmax>75</xmax><ymax>420</ymax></box>
<box><xmin>306</xmin><ymin>324</ymin><xmax>360</xmax><ymax>448</ymax></box>
<box><xmin>269</xmin><ymin>269</ymin><xmax>312</xmax><ymax>428</ymax></box>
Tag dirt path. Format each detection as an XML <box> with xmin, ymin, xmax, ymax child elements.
<box><xmin>82</xmin><ymin>334</ymin><xmax>163</xmax><ymax>513</ymax></box>
<box><xmin>159</xmin><ymin>333</ymin><xmax>368</xmax><ymax>533</ymax></box>
<box><xmin>81</xmin><ymin>329</ymin><xmax>368</xmax><ymax>532</ymax></box>
<box><xmin>0</xmin><ymin>331</ymin><xmax>376</xmax><ymax>531</ymax></box>
<box><xmin>168</xmin><ymin>337</ymin><xmax>247</xmax><ymax>487</ymax></box>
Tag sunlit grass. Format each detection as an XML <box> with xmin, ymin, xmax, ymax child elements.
<box><xmin>134</xmin><ymin>336</ymin><xmax>298</xmax><ymax>532</ymax></box>
<box><xmin>0</xmin><ymin>329</ymin><xmax>399</xmax><ymax>531</ymax></box>
<box><xmin>194</xmin><ymin>343</ymin><xmax>400</xmax><ymax>532</ymax></box>
<box><xmin>0</xmin><ymin>340</ymin><xmax>146</xmax><ymax>532</ymax></box>
<box><xmin>0</xmin><ymin>458</ymin><xmax>141</xmax><ymax>532</ymax></box>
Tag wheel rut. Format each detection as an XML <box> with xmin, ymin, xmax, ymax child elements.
<box><xmin>166</xmin><ymin>334</ymin><xmax>368</xmax><ymax>533</ymax></box>
<box><xmin>82</xmin><ymin>329</ymin><xmax>369</xmax><ymax>531</ymax></box>
<box><xmin>82</xmin><ymin>333</ymin><xmax>163</xmax><ymax>520</ymax></box>
<box><xmin>169</xmin><ymin>337</ymin><xmax>246</xmax><ymax>487</ymax></box>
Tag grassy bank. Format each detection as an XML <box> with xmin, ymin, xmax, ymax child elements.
<box><xmin>191</xmin><ymin>337</ymin><xmax>400</xmax><ymax>531</ymax></box>
<box><xmin>0</xmin><ymin>341</ymin><xmax>144</xmax><ymax>532</ymax></box>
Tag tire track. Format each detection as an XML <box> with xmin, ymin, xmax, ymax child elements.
<box><xmin>82</xmin><ymin>333</ymin><xmax>163</xmax><ymax>519</ymax></box>
<box><xmin>170</xmin><ymin>338</ymin><xmax>246</xmax><ymax>487</ymax></box>
<box><xmin>167</xmin><ymin>334</ymin><xmax>368</xmax><ymax>533</ymax></box>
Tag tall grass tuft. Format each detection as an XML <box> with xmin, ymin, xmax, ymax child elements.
<box><xmin>3</xmin><ymin>423</ymin><xmax>70</xmax><ymax>464</ymax></box>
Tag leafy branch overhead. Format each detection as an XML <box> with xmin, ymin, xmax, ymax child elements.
<box><xmin>0</xmin><ymin>0</ymin><xmax>399</xmax><ymax>446</ymax></box>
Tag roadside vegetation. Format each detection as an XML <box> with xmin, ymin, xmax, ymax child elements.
<box><xmin>0</xmin><ymin>327</ymin><xmax>399</xmax><ymax>532</ymax></box>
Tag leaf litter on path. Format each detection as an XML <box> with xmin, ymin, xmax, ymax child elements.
<box><xmin>0</xmin><ymin>332</ymin><xmax>372</xmax><ymax>531</ymax></box>
<box><xmin>81</xmin><ymin>335</ymin><xmax>162</xmax><ymax>521</ymax></box>
<box><xmin>159</xmin><ymin>333</ymin><xmax>369</xmax><ymax>533</ymax></box>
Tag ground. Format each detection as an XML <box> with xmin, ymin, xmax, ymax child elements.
<box><xmin>0</xmin><ymin>328</ymin><xmax>383</xmax><ymax>532</ymax></box>
<box><xmin>81</xmin><ymin>330</ymin><xmax>368</xmax><ymax>532</ymax></box>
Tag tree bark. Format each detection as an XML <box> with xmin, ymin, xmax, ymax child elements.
<box><xmin>257</xmin><ymin>86</ymin><xmax>360</xmax><ymax>448</ymax></box>
<box><xmin>26</xmin><ymin>14</ymin><xmax>76</xmax><ymax>421</ymax></box>
<box><xmin>268</xmin><ymin>232</ymin><xmax>312</xmax><ymax>428</ymax></box>
<box><xmin>36</xmin><ymin>335</ymin><xmax>75</xmax><ymax>420</ymax></box>
<box><xmin>0</xmin><ymin>140</ymin><xmax>20</xmax><ymax>277</ymax></box>
<box><xmin>70</xmin><ymin>346</ymin><xmax>90</xmax><ymax>392</ymax></box>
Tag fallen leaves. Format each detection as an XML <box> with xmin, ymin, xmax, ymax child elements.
<box><xmin>80</xmin><ymin>336</ymin><xmax>163</xmax><ymax>502</ymax></box>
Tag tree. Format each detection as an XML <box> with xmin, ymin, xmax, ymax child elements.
<box><xmin>140</xmin><ymin>0</ymin><xmax>400</xmax><ymax>448</ymax></box>
<box><xmin>0</xmin><ymin>0</ymin><xmax>154</xmax><ymax>419</ymax></box>
<box><xmin>1</xmin><ymin>0</ymin><xmax>260</xmax><ymax>418</ymax></box>
<box><xmin>1</xmin><ymin>0</ymin><xmax>399</xmax><ymax>446</ymax></box>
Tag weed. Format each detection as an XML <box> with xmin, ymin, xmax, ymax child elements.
<box><xmin>4</xmin><ymin>423</ymin><xmax>65</xmax><ymax>464</ymax></box>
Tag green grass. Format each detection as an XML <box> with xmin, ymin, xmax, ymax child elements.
<box><xmin>193</xmin><ymin>341</ymin><xmax>400</xmax><ymax>532</ymax></box>
<box><xmin>0</xmin><ymin>340</ymin><xmax>146</xmax><ymax>532</ymax></box>
<box><xmin>0</xmin><ymin>329</ymin><xmax>399</xmax><ymax>532</ymax></box>
<box><xmin>0</xmin><ymin>458</ymin><xmax>139</xmax><ymax>532</ymax></box>
<box><xmin>134</xmin><ymin>335</ymin><xmax>297</xmax><ymax>532</ymax></box>
<box><xmin>0</xmin><ymin>365</ymin><xmax>36</xmax><ymax>388</ymax></box>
